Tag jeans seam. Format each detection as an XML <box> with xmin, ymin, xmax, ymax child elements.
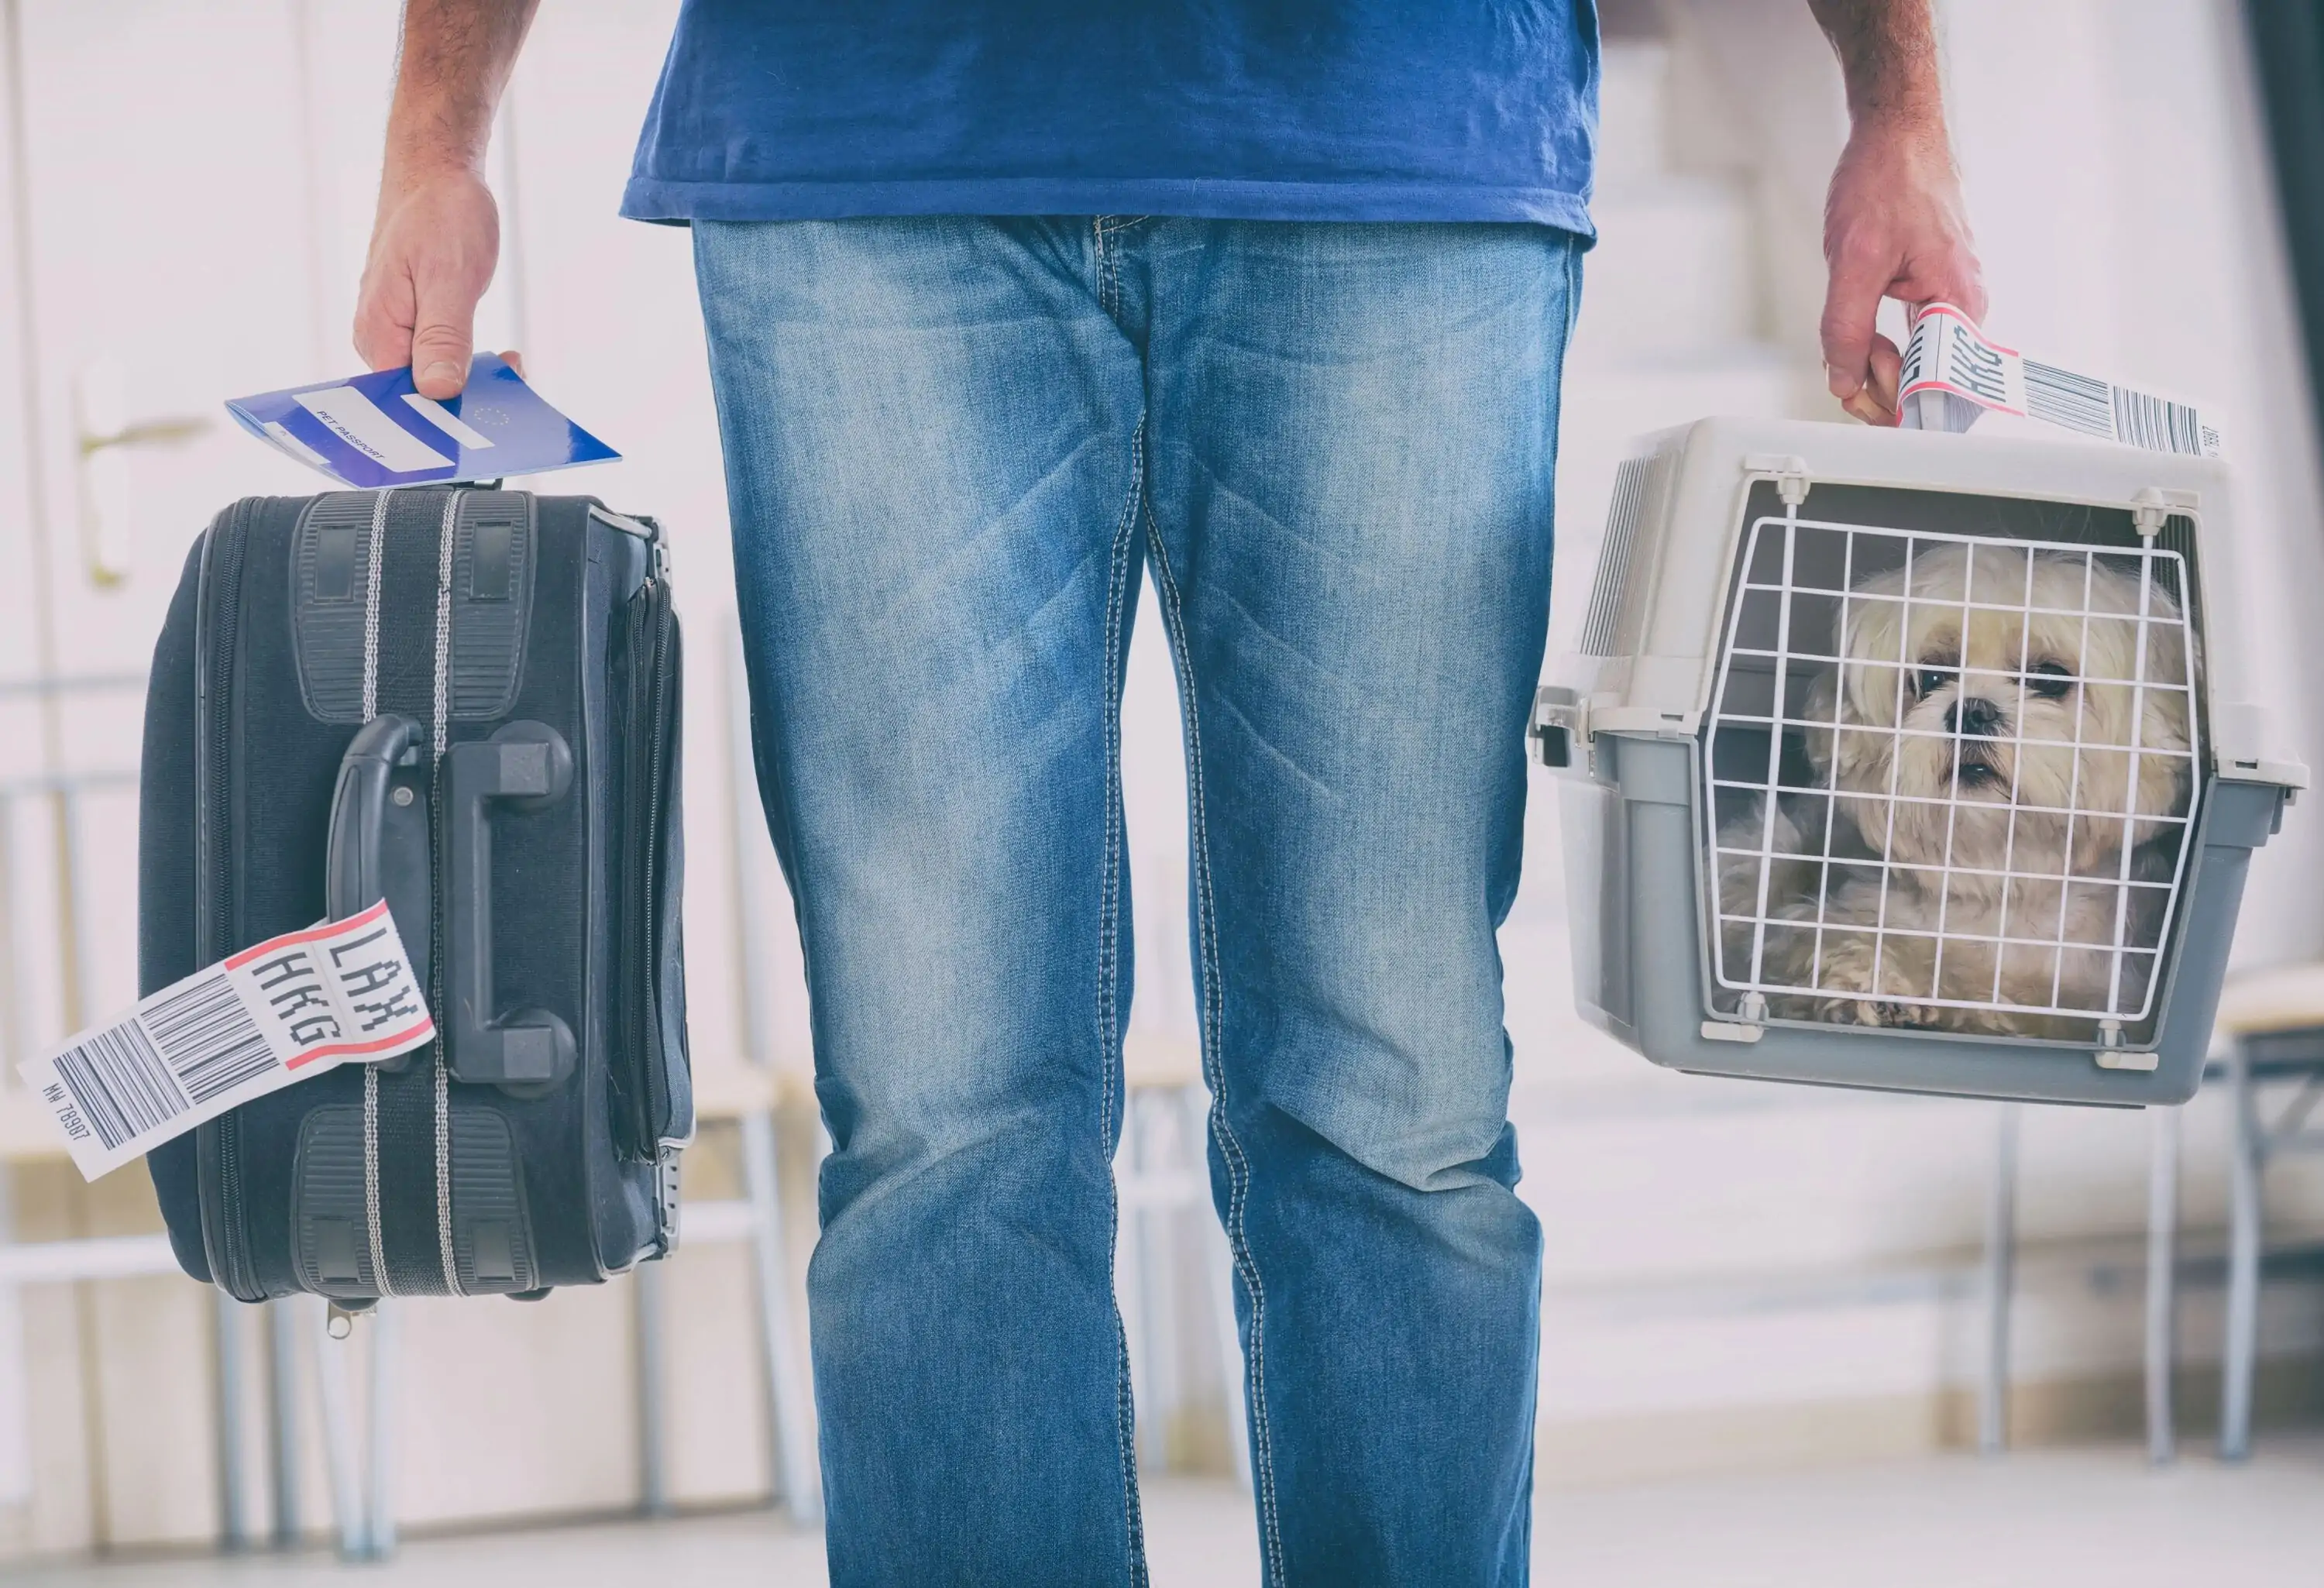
<box><xmin>1140</xmin><ymin>496</ymin><xmax>1287</xmax><ymax>1588</ymax></box>
<box><xmin>1094</xmin><ymin>217</ymin><xmax>1118</xmax><ymax>322</ymax></box>
<box><xmin>1562</xmin><ymin>232</ymin><xmax>1584</xmax><ymax>352</ymax></box>
<box><xmin>1102</xmin><ymin>422</ymin><xmax>1148</xmax><ymax>1588</ymax></box>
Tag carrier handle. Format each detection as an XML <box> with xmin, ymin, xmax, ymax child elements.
<box><xmin>325</xmin><ymin>713</ymin><xmax>433</xmax><ymax>992</ymax></box>
<box><xmin>445</xmin><ymin>721</ymin><xmax>576</xmax><ymax>1088</ymax></box>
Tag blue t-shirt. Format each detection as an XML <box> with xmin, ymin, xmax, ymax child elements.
<box><xmin>621</xmin><ymin>2</ymin><xmax>1598</xmax><ymax>235</ymax></box>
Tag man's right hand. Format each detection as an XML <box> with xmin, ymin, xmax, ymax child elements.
<box><xmin>355</xmin><ymin>166</ymin><xmax>502</xmax><ymax>400</ymax></box>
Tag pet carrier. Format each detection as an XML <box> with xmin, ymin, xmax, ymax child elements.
<box><xmin>1539</xmin><ymin>417</ymin><xmax>2305</xmax><ymax>1105</ymax></box>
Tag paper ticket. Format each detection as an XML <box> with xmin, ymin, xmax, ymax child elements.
<box><xmin>1898</xmin><ymin>302</ymin><xmax>2225</xmax><ymax>459</ymax></box>
<box><xmin>19</xmin><ymin>901</ymin><xmax>435</xmax><ymax>1181</ymax></box>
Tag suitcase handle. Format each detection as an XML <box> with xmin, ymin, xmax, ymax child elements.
<box><xmin>445</xmin><ymin>722</ymin><xmax>578</xmax><ymax>1089</ymax></box>
<box><xmin>325</xmin><ymin>715</ymin><xmax>434</xmax><ymax>1009</ymax></box>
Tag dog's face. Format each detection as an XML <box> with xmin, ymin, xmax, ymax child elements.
<box><xmin>1807</xmin><ymin>543</ymin><xmax>2195</xmax><ymax>886</ymax></box>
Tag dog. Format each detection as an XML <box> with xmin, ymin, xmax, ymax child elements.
<box><xmin>1718</xmin><ymin>541</ymin><xmax>2197</xmax><ymax>1034</ymax></box>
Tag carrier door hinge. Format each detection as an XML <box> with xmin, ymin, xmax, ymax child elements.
<box><xmin>2092</xmin><ymin>1019</ymin><xmax>2158</xmax><ymax>1071</ymax></box>
<box><xmin>2130</xmin><ymin>486</ymin><xmax>2199</xmax><ymax>538</ymax></box>
<box><xmin>1745</xmin><ymin>454</ymin><xmax>1813</xmax><ymax>507</ymax></box>
<box><xmin>1588</xmin><ymin>705</ymin><xmax>1700</xmax><ymax>740</ymax></box>
<box><xmin>1532</xmin><ymin>686</ymin><xmax>1589</xmax><ymax>769</ymax></box>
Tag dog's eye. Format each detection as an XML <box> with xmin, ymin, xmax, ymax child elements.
<box><xmin>1916</xmin><ymin>667</ymin><xmax>1953</xmax><ymax>699</ymax></box>
<box><xmin>2027</xmin><ymin>661</ymin><xmax>2073</xmax><ymax>699</ymax></box>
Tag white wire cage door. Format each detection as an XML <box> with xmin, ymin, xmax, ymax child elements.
<box><xmin>1702</xmin><ymin>517</ymin><xmax>2203</xmax><ymax>1040</ymax></box>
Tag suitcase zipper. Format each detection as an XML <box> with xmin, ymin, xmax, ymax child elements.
<box><xmin>194</xmin><ymin>500</ymin><xmax>265</xmax><ymax>1302</ymax></box>
<box><xmin>618</xmin><ymin>572</ymin><xmax>677</xmax><ymax>1159</ymax></box>
<box><xmin>641</xmin><ymin>580</ymin><xmax>676</xmax><ymax>1145</ymax></box>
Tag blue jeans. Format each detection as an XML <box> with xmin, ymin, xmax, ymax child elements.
<box><xmin>696</xmin><ymin>216</ymin><xmax>1579</xmax><ymax>1587</ymax></box>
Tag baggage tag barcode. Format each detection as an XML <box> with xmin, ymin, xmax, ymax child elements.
<box><xmin>19</xmin><ymin>901</ymin><xmax>435</xmax><ymax>1181</ymax></box>
<box><xmin>1898</xmin><ymin>302</ymin><xmax>2224</xmax><ymax>459</ymax></box>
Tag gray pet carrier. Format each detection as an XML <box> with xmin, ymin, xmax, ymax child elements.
<box><xmin>1538</xmin><ymin>417</ymin><xmax>2305</xmax><ymax>1105</ymax></box>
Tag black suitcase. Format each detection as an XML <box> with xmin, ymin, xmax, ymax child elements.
<box><xmin>138</xmin><ymin>485</ymin><xmax>689</xmax><ymax>1302</ymax></box>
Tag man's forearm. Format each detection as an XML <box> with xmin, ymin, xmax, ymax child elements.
<box><xmin>1807</xmin><ymin>0</ymin><xmax>1946</xmax><ymax>139</ymax></box>
<box><xmin>1803</xmin><ymin>0</ymin><xmax>1981</xmax><ymax>418</ymax></box>
<box><xmin>383</xmin><ymin>0</ymin><xmax>540</xmax><ymax>194</ymax></box>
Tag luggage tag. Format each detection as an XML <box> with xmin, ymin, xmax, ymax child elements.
<box><xmin>19</xmin><ymin>902</ymin><xmax>434</xmax><ymax>1181</ymax></box>
<box><xmin>1897</xmin><ymin>302</ymin><xmax>2225</xmax><ymax>459</ymax></box>
<box><xmin>225</xmin><ymin>352</ymin><xmax>619</xmax><ymax>489</ymax></box>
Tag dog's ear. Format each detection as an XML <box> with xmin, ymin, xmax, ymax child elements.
<box><xmin>1839</xmin><ymin>577</ymin><xmax>1910</xmax><ymax>730</ymax></box>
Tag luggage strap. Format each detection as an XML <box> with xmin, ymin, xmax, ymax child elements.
<box><xmin>358</xmin><ymin>487</ymin><xmax>466</xmax><ymax>1298</ymax></box>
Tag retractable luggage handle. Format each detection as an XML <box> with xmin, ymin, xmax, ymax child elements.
<box><xmin>446</xmin><ymin>721</ymin><xmax>577</xmax><ymax>1088</ymax></box>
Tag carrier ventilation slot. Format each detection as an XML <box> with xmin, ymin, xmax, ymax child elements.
<box><xmin>1578</xmin><ymin>458</ymin><xmax>1655</xmax><ymax>657</ymax></box>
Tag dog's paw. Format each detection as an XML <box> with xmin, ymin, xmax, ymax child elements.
<box><xmin>1817</xmin><ymin>996</ymin><xmax>1929</xmax><ymax>1029</ymax></box>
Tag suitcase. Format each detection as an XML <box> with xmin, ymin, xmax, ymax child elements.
<box><xmin>138</xmin><ymin>484</ymin><xmax>690</xmax><ymax>1302</ymax></box>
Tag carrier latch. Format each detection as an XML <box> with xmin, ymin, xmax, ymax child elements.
<box><xmin>1703</xmin><ymin>992</ymin><xmax>1767</xmax><ymax>1044</ymax></box>
<box><xmin>1532</xmin><ymin>686</ymin><xmax>1589</xmax><ymax>768</ymax></box>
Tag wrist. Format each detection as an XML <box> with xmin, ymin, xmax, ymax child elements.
<box><xmin>1841</xmin><ymin>112</ymin><xmax>1958</xmax><ymax>184</ymax></box>
<box><xmin>1847</xmin><ymin>97</ymin><xmax>1949</xmax><ymax>150</ymax></box>
<box><xmin>380</xmin><ymin>150</ymin><xmax>488</xmax><ymax>207</ymax></box>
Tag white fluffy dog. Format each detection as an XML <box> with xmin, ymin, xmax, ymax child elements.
<box><xmin>1721</xmin><ymin>541</ymin><xmax>2197</xmax><ymax>1033</ymax></box>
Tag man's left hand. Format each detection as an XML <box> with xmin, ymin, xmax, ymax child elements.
<box><xmin>1819</xmin><ymin>120</ymin><xmax>1985</xmax><ymax>425</ymax></box>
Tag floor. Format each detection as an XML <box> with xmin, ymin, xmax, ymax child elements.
<box><xmin>17</xmin><ymin>1439</ymin><xmax>2324</xmax><ymax>1586</ymax></box>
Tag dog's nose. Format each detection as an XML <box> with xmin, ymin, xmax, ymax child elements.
<box><xmin>1947</xmin><ymin>696</ymin><xmax>2006</xmax><ymax>737</ymax></box>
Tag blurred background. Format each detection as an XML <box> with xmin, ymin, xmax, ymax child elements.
<box><xmin>0</xmin><ymin>0</ymin><xmax>2321</xmax><ymax>1582</ymax></box>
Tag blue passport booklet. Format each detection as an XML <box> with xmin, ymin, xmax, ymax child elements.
<box><xmin>226</xmin><ymin>353</ymin><xmax>619</xmax><ymax>488</ymax></box>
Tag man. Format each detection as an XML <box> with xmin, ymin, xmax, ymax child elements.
<box><xmin>357</xmin><ymin>4</ymin><xmax>1982</xmax><ymax>1583</ymax></box>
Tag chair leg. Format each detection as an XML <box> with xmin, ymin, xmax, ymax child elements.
<box><xmin>366</xmin><ymin>1302</ymin><xmax>399</xmax><ymax>1559</ymax></box>
<box><xmin>635</xmin><ymin>1261</ymin><xmax>670</xmax><ymax>1518</ymax></box>
<box><xmin>1141</xmin><ymin>1088</ymin><xmax>1196</xmax><ymax>1473</ymax></box>
<box><xmin>741</xmin><ymin>1107</ymin><xmax>823</xmax><ymax>1525</ymax></box>
<box><xmin>2144</xmin><ymin>1102</ymin><xmax>2180</xmax><ymax>1465</ymax></box>
<box><xmin>267</xmin><ymin>1299</ymin><xmax>301</xmax><ymax>1545</ymax></box>
<box><xmin>309</xmin><ymin>1299</ymin><xmax>368</xmax><ymax>1562</ymax></box>
<box><xmin>1206</xmin><ymin>1215</ymin><xmax>1251</xmax><ymax>1493</ymax></box>
<box><xmin>214</xmin><ymin>1291</ymin><xmax>251</xmax><ymax>1551</ymax></box>
<box><xmin>2222</xmin><ymin>1043</ymin><xmax>2264</xmax><ymax>1462</ymax></box>
<box><xmin>1978</xmin><ymin>1102</ymin><xmax>2020</xmax><ymax>1457</ymax></box>
<box><xmin>0</xmin><ymin>1167</ymin><xmax>33</xmax><ymax>1511</ymax></box>
<box><xmin>1118</xmin><ymin>1091</ymin><xmax>1167</xmax><ymax>1474</ymax></box>
<box><xmin>1183</xmin><ymin>1086</ymin><xmax>1250</xmax><ymax>1493</ymax></box>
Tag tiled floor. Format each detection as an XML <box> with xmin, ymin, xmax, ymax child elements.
<box><xmin>19</xmin><ymin>1438</ymin><xmax>2324</xmax><ymax>1586</ymax></box>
